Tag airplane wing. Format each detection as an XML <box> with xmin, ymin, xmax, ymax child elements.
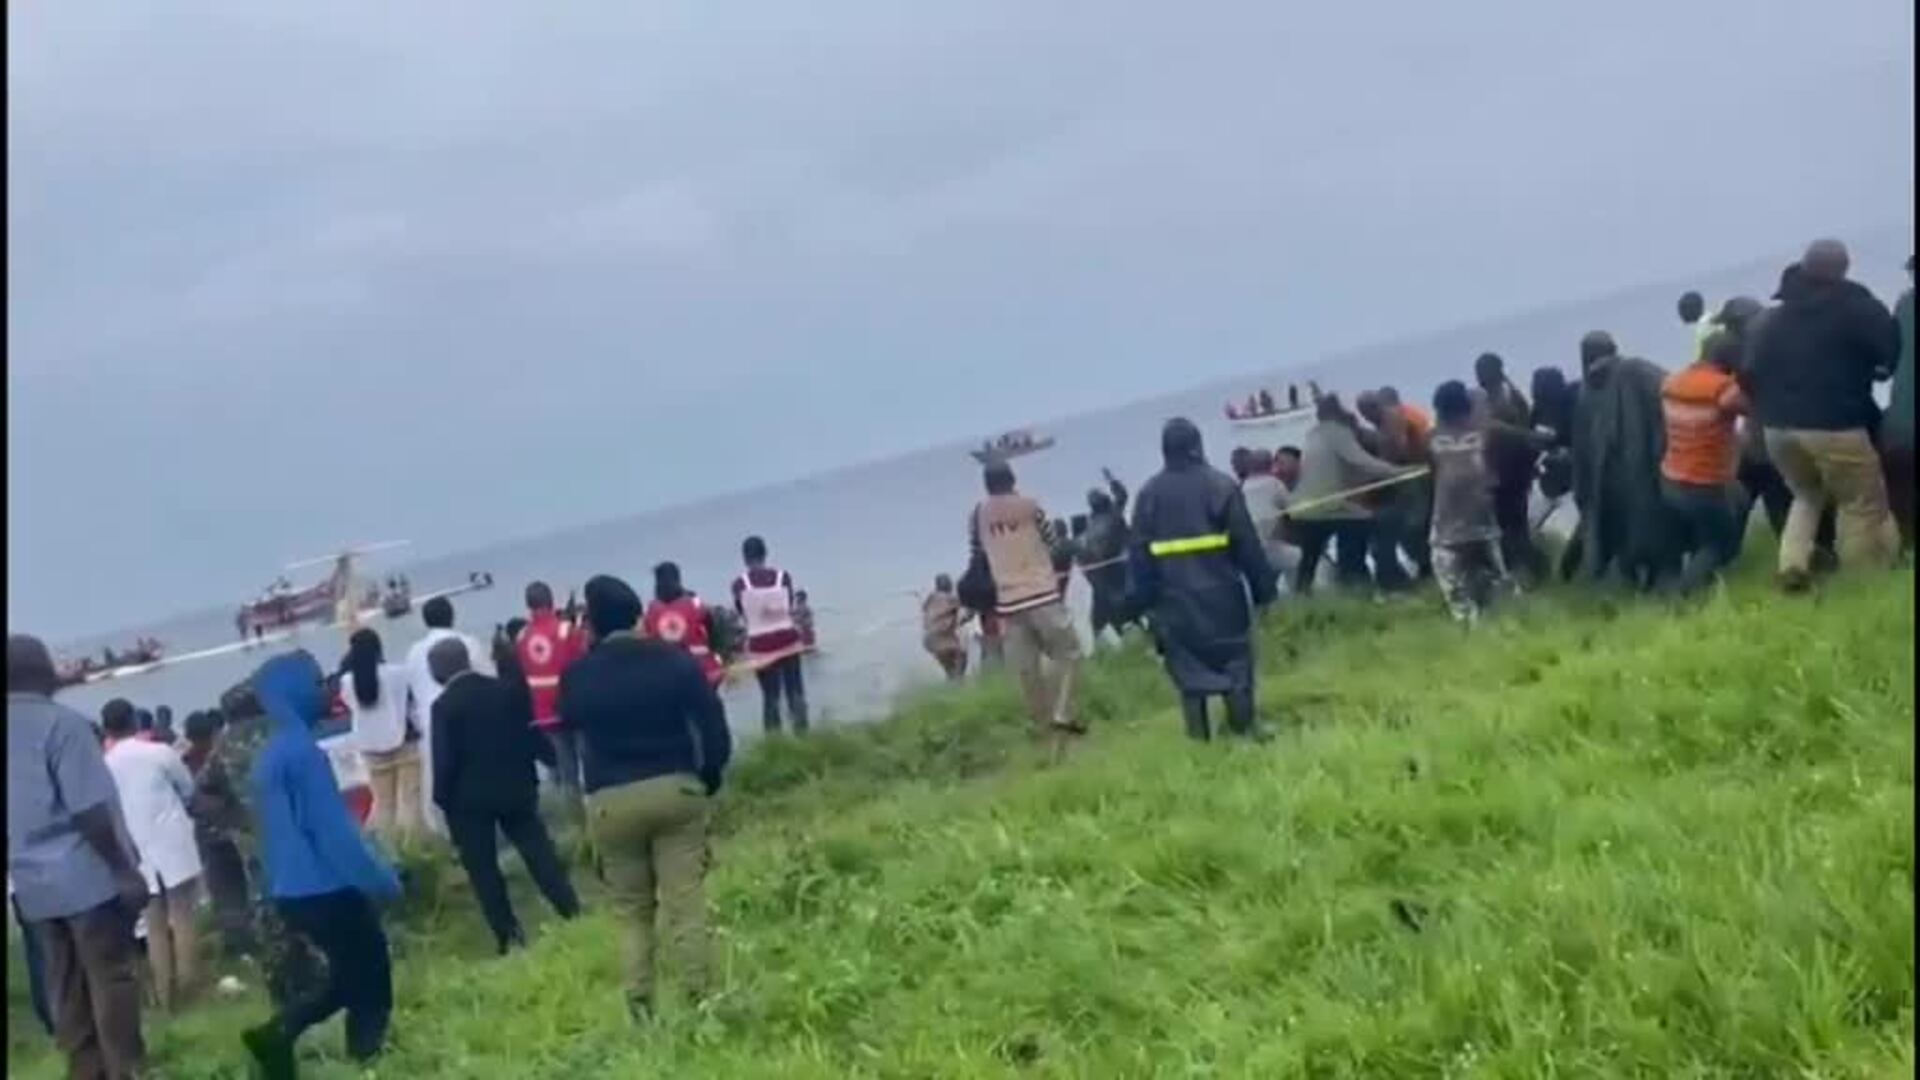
<box><xmin>80</xmin><ymin>576</ymin><xmax>494</xmax><ymax>686</ymax></box>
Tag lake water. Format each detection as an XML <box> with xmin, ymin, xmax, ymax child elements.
<box><xmin>51</xmin><ymin>236</ymin><xmax>1910</xmax><ymax>734</ymax></box>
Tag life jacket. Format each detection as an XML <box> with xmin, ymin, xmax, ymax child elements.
<box><xmin>735</xmin><ymin>569</ymin><xmax>798</xmax><ymax>653</ymax></box>
<box><xmin>643</xmin><ymin>595</ymin><xmax>724</xmax><ymax>687</ymax></box>
<box><xmin>515</xmin><ymin>613</ymin><xmax>582</xmax><ymax>729</ymax></box>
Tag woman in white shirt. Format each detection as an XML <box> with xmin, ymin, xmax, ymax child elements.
<box><xmin>341</xmin><ymin>629</ymin><xmax>422</xmax><ymax>843</ymax></box>
<box><xmin>101</xmin><ymin>700</ymin><xmax>203</xmax><ymax>1011</ymax></box>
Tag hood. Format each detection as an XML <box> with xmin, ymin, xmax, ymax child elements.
<box><xmin>1160</xmin><ymin>418</ymin><xmax>1205</xmax><ymax>470</ymax></box>
<box><xmin>253</xmin><ymin>651</ymin><xmax>325</xmax><ymax>736</ymax></box>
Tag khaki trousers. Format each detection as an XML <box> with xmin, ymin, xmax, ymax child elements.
<box><xmin>1001</xmin><ymin>602</ymin><xmax>1084</xmax><ymax>734</ymax></box>
<box><xmin>588</xmin><ymin>774</ymin><xmax>713</xmax><ymax>1002</ymax></box>
<box><xmin>363</xmin><ymin>744</ymin><xmax>424</xmax><ymax>843</ymax></box>
<box><xmin>1764</xmin><ymin>428</ymin><xmax>1900</xmax><ymax>574</ymax></box>
<box><xmin>143</xmin><ymin>876</ymin><xmax>201</xmax><ymax>1012</ymax></box>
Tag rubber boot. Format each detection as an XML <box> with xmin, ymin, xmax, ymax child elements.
<box><xmin>1180</xmin><ymin>696</ymin><xmax>1212</xmax><ymax>742</ymax></box>
<box><xmin>1223</xmin><ymin>689</ymin><xmax>1272</xmax><ymax>743</ymax></box>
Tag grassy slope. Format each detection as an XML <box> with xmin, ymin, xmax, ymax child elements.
<box><xmin>9</xmin><ymin>566</ymin><xmax>1914</xmax><ymax>1078</ymax></box>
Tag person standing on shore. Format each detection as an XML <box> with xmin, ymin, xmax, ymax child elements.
<box><xmin>1355</xmin><ymin>389</ymin><xmax>1428</xmax><ymax>589</ymax></box>
<box><xmin>1883</xmin><ymin>256</ymin><xmax>1915</xmax><ymax>552</ymax></box>
<box><xmin>1127</xmin><ymin>418</ymin><xmax>1276</xmax><ymax>742</ymax></box>
<box><xmin>405</xmin><ymin>597</ymin><xmax>491</xmax><ymax>837</ymax></box>
<box><xmin>559</xmin><ymin>575</ymin><xmax>733</xmax><ymax>1019</ymax></box>
<box><xmin>181</xmin><ymin>710</ymin><xmax>256</xmax><ymax>959</ymax></box>
<box><xmin>1290</xmin><ymin>394</ymin><xmax>1405</xmax><ymax>594</ymax></box>
<box><xmin>1659</xmin><ymin>331</ymin><xmax>1751</xmax><ymax>594</ymax></box>
<box><xmin>242</xmin><ymin>650</ymin><xmax>400</xmax><ymax>1076</ymax></box>
<box><xmin>101</xmin><ymin>699</ymin><xmax>204</xmax><ymax>1012</ymax></box>
<box><xmin>340</xmin><ymin>629</ymin><xmax>422</xmax><ymax>844</ymax></box>
<box><xmin>1744</xmin><ymin>239</ymin><xmax>1900</xmax><ymax>590</ymax></box>
<box><xmin>1473</xmin><ymin>352</ymin><xmax>1545</xmax><ymax>583</ymax></box>
<box><xmin>8</xmin><ymin>634</ymin><xmax>149</xmax><ymax>1080</ymax></box>
<box><xmin>1732</xmin><ymin>270</ymin><xmax>1841</xmax><ymax>567</ymax></box>
<box><xmin>1426</xmin><ymin>382</ymin><xmax>1514</xmax><ymax>623</ymax></box>
<box><xmin>732</xmin><ymin>537</ymin><xmax>810</xmax><ymax>734</ymax></box>
<box><xmin>1569</xmin><ymin>331</ymin><xmax>1675</xmax><ymax>591</ymax></box>
<box><xmin>1080</xmin><ymin>471</ymin><xmax>1134</xmax><ymax>644</ymax></box>
<box><xmin>516</xmin><ymin>582</ymin><xmax>588</xmax><ymax>813</ymax></box>
<box><xmin>970</xmin><ymin>461</ymin><xmax>1086</xmax><ymax>759</ymax></box>
<box><xmin>643</xmin><ymin>563</ymin><xmax>726</xmax><ymax>688</ymax></box>
<box><xmin>1679</xmin><ymin>290</ymin><xmax>1713</xmax><ymax>362</ymax></box>
<box><xmin>1237</xmin><ymin>447</ymin><xmax>1295</xmax><ymax>593</ymax></box>
<box><xmin>428</xmin><ymin>638</ymin><xmax>581</xmax><ymax>956</ymax></box>
<box><xmin>920</xmin><ymin>575</ymin><xmax>972</xmax><ymax>681</ymax></box>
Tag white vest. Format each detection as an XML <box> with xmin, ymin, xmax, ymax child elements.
<box><xmin>737</xmin><ymin>570</ymin><xmax>795</xmax><ymax>639</ymax></box>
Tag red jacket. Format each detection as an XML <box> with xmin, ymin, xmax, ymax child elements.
<box><xmin>515</xmin><ymin>611</ymin><xmax>585</xmax><ymax>729</ymax></box>
<box><xmin>642</xmin><ymin>595</ymin><xmax>725</xmax><ymax>687</ymax></box>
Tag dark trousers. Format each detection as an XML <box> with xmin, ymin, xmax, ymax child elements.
<box><xmin>273</xmin><ymin>889</ymin><xmax>392</xmax><ymax>1061</ymax></box>
<box><xmin>37</xmin><ymin>898</ymin><xmax>145</xmax><ymax>1079</ymax></box>
<box><xmin>1493</xmin><ymin>477</ymin><xmax>1544</xmax><ymax>582</ymax></box>
<box><xmin>1385</xmin><ymin>481</ymin><xmax>1434</xmax><ymax>582</ymax></box>
<box><xmin>445</xmin><ymin>803</ymin><xmax>581</xmax><ymax>952</ymax></box>
<box><xmin>1180</xmin><ymin>691</ymin><xmax>1256</xmax><ymax>742</ymax></box>
<box><xmin>1292</xmin><ymin>519</ymin><xmax>1373</xmax><ymax>594</ymax></box>
<box><xmin>1368</xmin><ymin>518</ymin><xmax>1416</xmax><ymax>591</ymax></box>
<box><xmin>13</xmin><ymin>897</ymin><xmax>53</xmax><ymax>1036</ymax></box>
<box><xmin>755</xmin><ymin>653</ymin><xmax>809</xmax><ymax>733</ymax></box>
<box><xmin>199</xmin><ymin>836</ymin><xmax>256</xmax><ymax>958</ymax></box>
<box><xmin>1885</xmin><ymin>441</ymin><xmax>1916</xmax><ymax>551</ymax></box>
<box><xmin>1662</xmin><ymin>479</ymin><xmax>1744</xmax><ymax>595</ymax></box>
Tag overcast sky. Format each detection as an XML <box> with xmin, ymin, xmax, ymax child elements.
<box><xmin>8</xmin><ymin>1</ymin><xmax>1913</xmax><ymax>638</ymax></box>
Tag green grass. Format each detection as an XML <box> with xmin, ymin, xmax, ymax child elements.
<box><xmin>10</xmin><ymin>561</ymin><xmax>1914</xmax><ymax>1078</ymax></box>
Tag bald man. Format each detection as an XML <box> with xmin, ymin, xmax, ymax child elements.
<box><xmin>429</xmin><ymin>637</ymin><xmax>578</xmax><ymax>955</ymax></box>
<box><xmin>9</xmin><ymin>635</ymin><xmax>149</xmax><ymax>1079</ymax></box>
<box><xmin>1744</xmin><ymin>239</ymin><xmax>1900</xmax><ymax>589</ymax></box>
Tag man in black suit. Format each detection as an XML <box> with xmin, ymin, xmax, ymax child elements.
<box><xmin>428</xmin><ymin>637</ymin><xmax>581</xmax><ymax>954</ymax></box>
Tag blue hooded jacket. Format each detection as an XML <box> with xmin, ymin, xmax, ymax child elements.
<box><xmin>250</xmin><ymin>651</ymin><xmax>400</xmax><ymax>902</ymax></box>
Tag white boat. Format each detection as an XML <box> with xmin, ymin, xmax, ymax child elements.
<box><xmin>1226</xmin><ymin>406</ymin><xmax>1313</xmax><ymax>429</ymax></box>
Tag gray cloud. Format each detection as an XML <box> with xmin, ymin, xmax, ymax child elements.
<box><xmin>8</xmin><ymin>0</ymin><xmax>1913</xmax><ymax>637</ymax></box>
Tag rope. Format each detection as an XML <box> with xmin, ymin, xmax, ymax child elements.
<box><xmin>1067</xmin><ymin>467</ymin><xmax>1433</xmax><ymax>573</ymax></box>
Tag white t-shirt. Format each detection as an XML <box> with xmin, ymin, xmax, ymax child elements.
<box><xmin>404</xmin><ymin>627</ymin><xmax>491</xmax><ymax>835</ymax></box>
<box><xmin>104</xmin><ymin>739</ymin><xmax>202</xmax><ymax>893</ymax></box>
<box><xmin>403</xmin><ymin>628</ymin><xmax>492</xmax><ymax>732</ymax></box>
<box><xmin>341</xmin><ymin>663</ymin><xmax>413</xmax><ymax>755</ymax></box>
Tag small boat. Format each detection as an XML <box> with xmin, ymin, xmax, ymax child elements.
<box><xmin>970</xmin><ymin>431</ymin><xmax>1056</xmax><ymax>464</ymax></box>
<box><xmin>54</xmin><ymin>639</ymin><xmax>165</xmax><ymax>688</ymax></box>
<box><xmin>1226</xmin><ymin>405</ymin><xmax>1313</xmax><ymax>429</ymax></box>
<box><xmin>1225</xmin><ymin>383</ymin><xmax>1315</xmax><ymax>428</ymax></box>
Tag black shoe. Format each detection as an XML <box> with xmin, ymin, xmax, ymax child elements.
<box><xmin>243</xmin><ymin>1022</ymin><xmax>297</xmax><ymax>1080</ymax></box>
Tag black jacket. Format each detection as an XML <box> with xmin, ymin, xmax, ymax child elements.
<box><xmin>431</xmin><ymin>671</ymin><xmax>553</xmax><ymax>815</ymax></box>
<box><xmin>1126</xmin><ymin>458</ymin><xmax>1276</xmax><ymax>665</ymax></box>
<box><xmin>1746</xmin><ymin>278</ymin><xmax>1896</xmax><ymax>432</ymax></box>
<box><xmin>557</xmin><ymin>634</ymin><xmax>733</xmax><ymax>796</ymax></box>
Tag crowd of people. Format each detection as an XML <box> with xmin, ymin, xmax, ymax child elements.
<box><xmin>930</xmin><ymin>238</ymin><xmax>1912</xmax><ymax>748</ymax></box>
<box><xmin>7</xmin><ymin>535</ymin><xmax>815</xmax><ymax>1077</ymax></box>
<box><xmin>9</xmin><ymin>237</ymin><xmax>1912</xmax><ymax>1079</ymax></box>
